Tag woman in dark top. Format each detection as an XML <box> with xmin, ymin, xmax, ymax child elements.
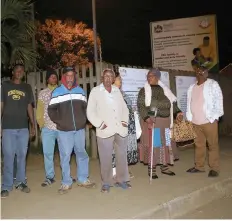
<box><xmin>137</xmin><ymin>68</ymin><xmax>183</xmax><ymax>179</ymax></box>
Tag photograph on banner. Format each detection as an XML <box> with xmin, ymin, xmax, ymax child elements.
<box><xmin>175</xmin><ymin>76</ymin><xmax>196</xmax><ymax>116</ymax></box>
<box><xmin>119</xmin><ymin>67</ymin><xmax>170</xmax><ymax>109</ymax></box>
<box><xmin>150</xmin><ymin>15</ymin><xmax>219</xmax><ymax>73</ymax></box>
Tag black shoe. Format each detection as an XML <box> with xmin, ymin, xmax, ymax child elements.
<box><xmin>161</xmin><ymin>171</ymin><xmax>176</xmax><ymax>176</ymax></box>
<box><xmin>174</xmin><ymin>159</ymin><xmax>180</xmax><ymax>162</ymax></box>
<box><xmin>208</xmin><ymin>170</ymin><xmax>219</xmax><ymax>177</ymax></box>
<box><xmin>148</xmin><ymin>173</ymin><xmax>159</xmax><ymax>179</ymax></box>
<box><xmin>15</xmin><ymin>183</ymin><xmax>30</xmax><ymax>193</ymax></box>
<box><xmin>41</xmin><ymin>178</ymin><xmax>56</xmax><ymax>187</ymax></box>
<box><xmin>1</xmin><ymin>190</ymin><xmax>9</xmax><ymax>198</ymax></box>
<box><xmin>186</xmin><ymin>167</ymin><xmax>205</xmax><ymax>173</ymax></box>
<box><xmin>152</xmin><ymin>174</ymin><xmax>159</xmax><ymax>179</ymax></box>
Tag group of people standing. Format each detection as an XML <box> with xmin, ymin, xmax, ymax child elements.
<box><xmin>1</xmin><ymin>64</ymin><xmax>223</xmax><ymax>197</ymax></box>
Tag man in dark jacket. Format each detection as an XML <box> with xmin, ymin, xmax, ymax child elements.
<box><xmin>48</xmin><ymin>67</ymin><xmax>95</xmax><ymax>194</ymax></box>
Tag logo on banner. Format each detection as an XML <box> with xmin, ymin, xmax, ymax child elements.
<box><xmin>154</xmin><ymin>25</ymin><xmax>163</xmax><ymax>33</ymax></box>
<box><xmin>199</xmin><ymin>18</ymin><xmax>211</xmax><ymax>29</ymax></box>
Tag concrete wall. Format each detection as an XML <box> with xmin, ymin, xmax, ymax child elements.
<box><xmin>218</xmin><ymin>74</ymin><xmax>232</xmax><ymax>135</ymax></box>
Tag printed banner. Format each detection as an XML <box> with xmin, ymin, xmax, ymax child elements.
<box><xmin>119</xmin><ymin>67</ymin><xmax>170</xmax><ymax>109</ymax></box>
<box><xmin>150</xmin><ymin>15</ymin><xmax>219</xmax><ymax>72</ymax></box>
<box><xmin>175</xmin><ymin>76</ymin><xmax>196</xmax><ymax>115</ymax></box>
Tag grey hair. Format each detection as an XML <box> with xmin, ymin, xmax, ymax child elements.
<box><xmin>102</xmin><ymin>68</ymin><xmax>115</xmax><ymax>77</ymax></box>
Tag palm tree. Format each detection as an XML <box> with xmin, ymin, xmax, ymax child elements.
<box><xmin>1</xmin><ymin>0</ymin><xmax>38</xmax><ymax>70</ymax></box>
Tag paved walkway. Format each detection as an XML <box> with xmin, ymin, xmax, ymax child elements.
<box><xmin>1</xmin><ymin>136</ymin><xmax>232</xmax><ymax>219</ymax></box>
<box><xmin>179</xmin><ymin>196</ymin><xmax>232</xmax><ymax>219</ymax></box>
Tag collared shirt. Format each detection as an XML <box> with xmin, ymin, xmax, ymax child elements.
<box><xmin>99</xmin><ymin>83</ymin><xmax>117</xmax><ymax>104</ymax></box>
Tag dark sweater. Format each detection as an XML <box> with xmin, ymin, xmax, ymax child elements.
<box><xmin>137</xmin><ymin>85</ymin><xmax>181</xmax><ymax>121</ymax></box>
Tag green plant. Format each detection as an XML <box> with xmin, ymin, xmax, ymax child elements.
<box><xmin>36</xmin><ymin>19</ymin><xmax>101</xmax><ymax>69</ymax></box>
<box><xmin>1</xmin><ymin>0</ymin><xmax>38</xmax><ymax>69</ymax></box>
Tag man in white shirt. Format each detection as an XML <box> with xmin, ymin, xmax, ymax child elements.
<box><xmin>87</xmin><ymin>69</ymin><xmax>130</xmax><ymax>193</ymax></box>
<box><xmin>186</xmin><ymin>67</ymin><xmax>224</xmax><ymax>177</ymax></box>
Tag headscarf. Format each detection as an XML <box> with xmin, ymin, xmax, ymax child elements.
<box><xmin>144</xmin><ymin>68</ymin><xmax>177</xmax><ymax>107</ymax></box>
<box><xmin>144</xmin><ymin>68</ymin><xmax>177</xmax><ymax>128</ymax></box>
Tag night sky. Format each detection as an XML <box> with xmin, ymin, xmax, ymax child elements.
<box><xmin>35</xmin><ymin>0</ymin><xmax>231</xmax><ymax>69</ymax></box>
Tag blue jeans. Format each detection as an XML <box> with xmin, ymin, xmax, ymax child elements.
<box><xmin>1</xmin><ymin>129</ymin><xmax>29</xmax><ymax>191</ymax></box>
<box><xmin>14</xmin><ymin>155</ymin><xmax>17</xmax><ymax>178</ymax></box>
<box><xmin>57</xmin><ymin>129</ymin><xmax>89</xmax><ymax>186</ymax></box>
<box><xmin>41</xmin><ymin>128</ymin><xmax>58</xmax><ymax>179</ymax></box>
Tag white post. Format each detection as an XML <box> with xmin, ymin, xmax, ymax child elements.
<box><xmin>150</xmin><ymin>126</ymin><xmax>154</xmax><ymax>184</ymax></box>
<box><xmin>92</xmin><ymin>0</ymin><xmax>98</xmax><ymax>66</ymax></box>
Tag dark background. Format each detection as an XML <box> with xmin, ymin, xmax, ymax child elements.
<box><xmin>35</xmin><ymin>0</ymin><xmax>232</xmax><ymax>69</ymax></box>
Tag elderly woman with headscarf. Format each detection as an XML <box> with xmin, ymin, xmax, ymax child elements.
<box><xmin>137</xmin><ymin>68</ymin><xmax>183</xmax><ymax>179</ymax></box>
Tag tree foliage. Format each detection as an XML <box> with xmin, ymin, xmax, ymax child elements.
<box><xmin>1</xmin><ymin>0</ymin><xmax>38</xmax><ymax>70</ymax></box>
<box><xmin>36</xmin><ymin>19</ymin><xmax>101</xmax><ymax>69</ymax></box>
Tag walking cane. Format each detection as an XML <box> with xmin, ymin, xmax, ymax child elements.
<box><xmin>150</xmin><ymin>107</ymin><xmax>158</xmax><ymax>184</ymax></box>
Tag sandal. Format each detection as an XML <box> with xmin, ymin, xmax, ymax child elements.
<box><xmin>129</xmin><ymin>171</ymin><xmax>134</xmax><ymax>179</ymax></box>
<box><xmin>114</xmin><ymin>182</ymin><xmax>132</xmax><ymax>189</ymax></box>
<box><xmin>148</xmin><ymin>173</ymin><xmax>159</xmax><ymax>179</ymax></box>
<box><xmin>161</xmin><ymin>165</ymin><xmax>175</xmax><ymax>176</ymax></box>
<box><xmin>41</xmin><ymin>178</ymin><xmax>55</xmax><ymax>187</ymax></box>
<box><xmin>101</xmin><ymin>184</ymin><xmax>110</xmax><ymax>193</ymax></box>
<box><xmin>186</xmin><ymin>167</ymin><xmax>205</xmax><ymax>173</ymax></box>
<box><xmin>161</xmin><ymin>171</ymin><xmax>176</xmax><ymax>176</ymax></box>
<box><xmin>148</xmin><ymin>166</ymin><xmax>158</xmax><ymax>179</ymax></box>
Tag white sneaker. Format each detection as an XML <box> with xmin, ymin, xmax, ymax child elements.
<box><xmin>58</xmin><ymin>184</ymin><xmax>71</xmax><ymax>194</ymax></box>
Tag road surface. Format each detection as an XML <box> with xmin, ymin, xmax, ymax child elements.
<box><xmin>179</xmin><ymin>196</ymin><xmax>232</xmax><ymax>219</ymax></box>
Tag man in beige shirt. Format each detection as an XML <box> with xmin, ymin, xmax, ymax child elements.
<box><xmin>87</xmin><ymin>69</ymin><xmax>130</xmax><ymax>193</ymax></box>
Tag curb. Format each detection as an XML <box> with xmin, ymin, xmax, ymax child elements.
<box><xmin>132</xmin><ymin>177</ymin><xmax>232</xmax><ymax>219</ymax></box>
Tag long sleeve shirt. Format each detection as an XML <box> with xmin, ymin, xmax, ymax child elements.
<box><xmin>87</xmin><ymin>83</ymin><xmax>129</xmax><ymax>138</ymax></box>
<box><xmin>137</xmin><ymin>85</ymin><xmax>181</xmax><ymax>121</ymax></box>
<box><xmin>36</xmin><ymin>84</ymin><xmax>57</xmax><ymax>130</ymax></box>
<box><xmin>186</xmin><ymin>79</ymin><xmax>224</xmax><ymax>123</ymax></box>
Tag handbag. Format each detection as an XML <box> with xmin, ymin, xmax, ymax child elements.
<box><xmin>134</xmin><ymin>111</ymin><xmax>142</xmax><ymax>140</ymax></box>
<box><xmin>171</xmin><ymin>120</ymin><xmax>197</xmax><ymax>143</ymax></box>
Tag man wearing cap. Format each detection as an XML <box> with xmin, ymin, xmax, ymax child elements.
<box><xmin>48</xmin><ymin>67</ymin><xmax>95</xmax><ymax>194</ymax></box>
<box><xmin>36</xmin><ymin>69</ymin><xmax>59</xmax><ymax>187</ymax></box>
<box><xmin>186</xmin><ymin>67</ymin><xmax>224</xmax><ymax>177</ymax></box>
